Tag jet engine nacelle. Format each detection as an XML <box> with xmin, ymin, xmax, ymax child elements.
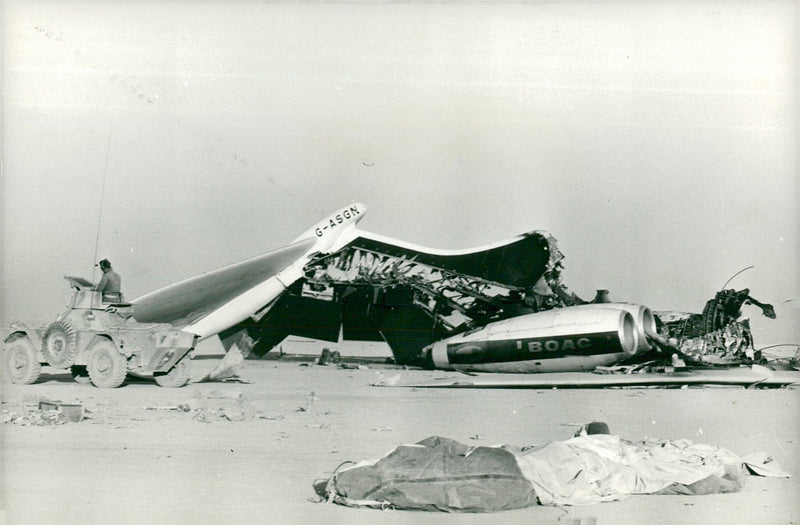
<box><xmin>427</xmin><ymin>306</ymin><xmax>638</xmax><ymax>373</ymax></box>
<box><xmin>570</xmin><ymin>303</ymin><xmax>657</xmax><ymax>353</ymax></box>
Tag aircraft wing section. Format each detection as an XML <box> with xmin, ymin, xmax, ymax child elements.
<box><xmin>131</xmin><ymin>238</ymin><xmax>317</xmax><ymax>327</ymax></box>
<box><xmin>128</xmin><ymin>203</ymin><xmax>367</xmax><ymax>341</ymax></box>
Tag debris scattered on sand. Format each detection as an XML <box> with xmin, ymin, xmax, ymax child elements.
<box><xmin>371</xmin><ymin>372</ymin><xmax>403</xmax><ymax>386</ymax></box>
<box><xmin>257</xmin><ymin>413</ymin><xmax>285</xmax><ymax>421</ymax></box>
<box><xmin>339</xmin><ymin>363</ymin><xmax>370</xmax><ymax>370</ymax></box>
<box><xmin>141</xmin><ymin>390</ymin><xmax>295</xmax><ymax>423</ymax></box>
<box><xmin>317</xmin><ymin>348</ymin><xmax>342</xmax><ymax>366</ymax></box>
<box><xmin>199</xmin><ymin>346</ymin><xmax>245</xmax><ymax>382</ymax></box>
<box><xmin>178</xmin><ymin>399</ymin><xmax>202</xmax><ymax>411</ymax></box>
<box><xmin>2</xmin><ymin>398</ymin><xmax>85</xmax><ymax>425</ymax></box>
<box><xmin>594</xmin><ymin>363</ymin><xmax>654</xmax><ymax>375</ymax></box>
<box><xmin>190</xmin><ymin>400</ymin><xmax>247</xmax><ymax>423</ymax></box>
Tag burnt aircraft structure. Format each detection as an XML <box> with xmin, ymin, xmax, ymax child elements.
<box><xmin>124</xmin><ymin>203</ymin><xmax>773</xmax><ymax>373</ymax></box>
<box><xmin>654</xmin><ymin>288</ymin><xmax>776</xmax><ymax>365</ymax></box>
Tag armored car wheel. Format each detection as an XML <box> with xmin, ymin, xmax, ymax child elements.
<box><xmin>42</xmin><ymin>320</ymin><xmax>78</xmax><ymax>368</ymax></box>
<box><xmin>154</xmin><ymin>360</ymin><xmax>190</xmax><ymax>388</ymax></box>
<box><xmin>87</xmin><ymin>339</ymin><xmax>127</xmax><ymax>388</ymax></box>
<box><xmin>4</xmin><ymin>335</ymin><xmax>42</xmax><ymax>384</ymax></box>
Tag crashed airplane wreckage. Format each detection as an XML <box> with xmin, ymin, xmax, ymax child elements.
<box><xmin>655</xmin><ymin>288</ymin><xmax>777</xmax><ymax>365</ymax></box>
<box><xmin>124</xmin><ymin>203</ymin><xmax>782</xmax><ymax>375</ymax></box>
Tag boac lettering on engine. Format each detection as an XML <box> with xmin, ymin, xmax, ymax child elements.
<box><xmin>527</xmin><ymin>337</ymin><xmax>591</xmax><ymax>353</ymax></box>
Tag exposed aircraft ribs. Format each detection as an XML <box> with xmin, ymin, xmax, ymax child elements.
<box><xmin>303</xmin><ymin>246</ymin><xmax>531</xmax><ymax>333</ymax></box>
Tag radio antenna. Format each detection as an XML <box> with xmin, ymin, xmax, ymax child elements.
<box><xmin>92</xmin><ymin>123</ymin><xmax>113</xmax><ymax>283</ymax></box>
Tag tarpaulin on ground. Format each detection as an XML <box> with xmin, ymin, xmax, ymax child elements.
<box><xmin>316</xmin><ymin>434</ymin><xmax>790</xmax><ymax>511</ymax></box>
<box><xmin>317</xmin><ymin>435</ymin><xmax>538</xmax><ymax>512</ymax></box>
<box><xmin>515</xmin><ymin>435</ymin><xmax>747</xmax><ymax>505</ymax></box>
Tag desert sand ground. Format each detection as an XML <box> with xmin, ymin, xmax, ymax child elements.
<box><xmin>2</xmin><ymin>353</ymin><xmax>799</xmax><ymax>525</ymax></box>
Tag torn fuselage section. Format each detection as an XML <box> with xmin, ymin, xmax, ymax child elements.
<box><xmin>292</xmin><ymin>232</ymin><xmax>582</xmax><ymax>365</ymax></box>
<box><xmin>218</xmin><ymin>223</ymin><xmax>778</xmax><ymax>373</ymax></box>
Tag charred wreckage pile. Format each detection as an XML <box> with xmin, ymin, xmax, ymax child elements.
<box><xmin>5</xmin><ymin>201</ymin><xmax>787</xmax><ymax>383</ymax></box>
<box><xmin>4</xmin><ymin>202</ymin><xmax>788</xmax><ymax>387</ymax></box>
<box><xmin>231</xmin><ymin>231</ymin><xmax>779</xmax><ymax>371</ymax></box>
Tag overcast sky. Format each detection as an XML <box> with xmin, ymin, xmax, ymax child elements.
<box><xmin>2</xmin><ymin>1</ymin><xmax>797</xmax><ymax>346</ymax></box>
